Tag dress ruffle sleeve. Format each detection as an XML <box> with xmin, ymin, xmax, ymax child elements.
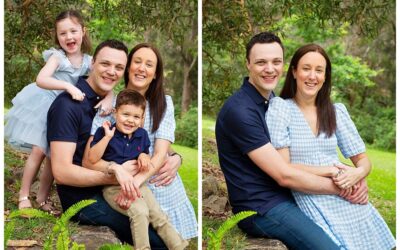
<box><xmin>266</xmin><ymin>97</ymin><xmax>291</xmax><ymax>149</ymax></box>
<box><xmin>334</xmin><ymin>103</ymin><xmax>366</xmax><ymax>158</ymax></box>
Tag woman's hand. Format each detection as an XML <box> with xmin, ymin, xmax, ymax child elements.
<box><xmin>95</xmin><ymin>91</ymin><xmax>114</xmax><ymax>116</ymax></box>
<box><xmin>333</xmin><ymin>164</ymin><xmax>364</xmax><ymax>190</ymax></box>
<box><xmin>149</xmin><ymin>154</ymin><xmax>181</xmax><ymax>186</ymax></box>
<box><xmin>102</xmin><ymin>120</ymin><xmax>115</xmax><ymax>138</ymax></box>
<box><xmin>342</xmin><ymin>178</ymin><xmax>369</xmax><ymax>205</ymax></box>
<box><xmin>66</xmin><ymin>84</ymin><xmax>85</xmax><ymax>101</ymax></box>
<box><xmin>113</xmin><ymin>166</ymin><xmax>141</xmax><ymax>199</ymax></box>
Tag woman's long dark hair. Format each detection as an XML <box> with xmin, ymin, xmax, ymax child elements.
<box><xmin>280</xmin><ymin>44</ymin><xmax>336</xmax><ymax>137</ymax></box>
<box><xmin>124</xmin><ymin>43</ymin><xmax>166</xmax><ymax>133</ymax></box>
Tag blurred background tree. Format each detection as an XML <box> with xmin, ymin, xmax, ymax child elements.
<box><xmin>203</xmin><ymin>0</ymin><xmax>395</xmax><ymax>150</ymax></box>
<box><xmin>5</xmin><ymin>0</ymin><xmax>198</xmax><ymax>148</ymax></box>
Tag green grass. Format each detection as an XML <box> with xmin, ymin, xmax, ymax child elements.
<box><xmin>173</xmin><ymin>144</ymin><xmax>198</xmax><ymax>216</ymax></box>
<box><xmin>202</xmin><ymin>117</ymin><xmax>219</xmax><ymax>166</ymax></box>
<box><xmin>339</xmin><ymin>148</ymin><xmax>396</xmax><ymax>234</ymax></box>
<box><xmin>203</xmin><ymin>116</ymin><xmax>396</xmax><ymax>247</ymax></box>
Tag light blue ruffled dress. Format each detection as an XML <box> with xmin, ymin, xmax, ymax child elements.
<box><xmin>266</xmin><ymin>97</ymin><xmax>395</xmax><ymax>250</ymax></box>
<box><xmin>5</xmin><ymin>48</ymin><xmax>92</xmax><ymax>153</ymax></box>
<box><xmin>91</xmin><ymin>95</ymin><xmax>198</xmax><ymax>239</ymax></box>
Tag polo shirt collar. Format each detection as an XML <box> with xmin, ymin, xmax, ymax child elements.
<box><xmin>76</xmin><ymin>76</ymin><xmax>103</xmax><ymax>102</ymax></box>
<box><xmin>241</xmin><ymin>77</ymin><xmax>275</xmax><ymax>106</ymax></box>
<box><xmin>112</xmin><ymin>123</ymin><xmax>146</xmax><ymax>140</ymax></box>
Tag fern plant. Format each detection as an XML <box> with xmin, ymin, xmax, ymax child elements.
<box><xmin>5</xmin><ymin>199</ymin><xmax>96</xmax><ymax>250</ymax></box>
<box><xmin>44</xmin><ymin>199</ymin><xmax>96</xmax><ymax>250</ymax></box>
<box><xmin>207</xmin><ymin>210</ymin><xmax>257</xmax><ymax>250</ymax></box>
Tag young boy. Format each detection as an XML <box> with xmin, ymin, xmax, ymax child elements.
<box><xmin>86</xmin><ymin>89</ymin><xmax>187</xmax><ymax>250</ymax></box>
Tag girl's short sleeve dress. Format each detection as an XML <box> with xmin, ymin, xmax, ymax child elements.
<box><xmin>5</xmin><ymin>48</ymin><xmax>91</xmax><ymax>154</ymax></box>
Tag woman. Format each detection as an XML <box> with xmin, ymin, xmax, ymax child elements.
<box><xmin>266</xmin><ymin>44</ymin><xmax>395</xmax><ymax>249</ymax></box>
<box><xmin>85</xmin><ymin>43</ymin><xmax>197</xmax><ymax>242</ymax></box>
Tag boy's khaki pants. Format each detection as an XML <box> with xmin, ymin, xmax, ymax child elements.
<box><xmin>103</xmin><ymin>185</ymin><xmax>188</xmax><ymax>250</ymax></box>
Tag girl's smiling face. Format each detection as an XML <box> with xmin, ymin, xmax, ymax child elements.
<box><xmin>56</xmin><ymin>17</ymin><xmax>85</xmax><ymax>55</ymax></box>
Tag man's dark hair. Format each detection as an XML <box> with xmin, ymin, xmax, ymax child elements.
<box><xmin>115</xmin><ymin>89</ymin><xmax>146</xmax><ymax>113</ymax></box>
<box><xmin>246</xmin><ymin>32</ymin><xmax>284</xmax><ymax>62</ymax></box>
<box><xmin>93</xmin><ymin>39</ymin><xmax>128</xmax><ymax>61</ymax></box>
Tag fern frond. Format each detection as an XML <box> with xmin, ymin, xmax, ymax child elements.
<box><xmin>59</xmin><ymin>199</ymin><xmax>96</xmax><ymax>225</ymax></box>
<box><xmin>44</xmin><ymin>223</ymin><xmax>60</xmax><ymax>249</ymax></box>
<box><xmin>71</xmin><ymin>241</ymin><xmax>86</xmax><ymax>250</ymax></box>
<box><xmin>9</xmin><ymin>208</ymin><xmax>57</xmax><ymax>222</ymax></box>
<box><xmin>215</xmin><ymin>211</ymin><xmax>256</xmax><ymax>240</ymax></box>
<box><xmin>56</xmin><ymin>227</ymin><xmax>70</xmax><ymax>250</ymax></box>
<box><xmin>45</xmin><ymin>199</ymin><xmax>96</xmax><ymax>249</ymax></box>
<box><xmin>208</xmin><ymin>210</ymin><xmax>257</xmax><ymax>250</ymax></box>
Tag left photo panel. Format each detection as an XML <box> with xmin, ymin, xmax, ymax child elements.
<box><xmin>4</xmin><ymin>1</ymin><xmax>198</xmax><ymax>249</ymax></box>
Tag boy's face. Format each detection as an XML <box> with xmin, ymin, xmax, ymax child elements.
<box><xmin>114</xmin><ymin>104</ymin><xmax>144</xmax><ymax>135</ymax></box>
<box><xmin>246</xmin><ymin>42</ymin><xmax>284</xmax><ymax>98</ymax></box>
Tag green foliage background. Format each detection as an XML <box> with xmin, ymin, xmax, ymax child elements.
<box><xmin>203</xmin><ymin>0</ymin><xmax>395</xmax><ymax>150</ymax></box>
<box><xmin>5</xmin><ymin>0</ymin><xmax>198</xmax><ymax>146</ymax></box>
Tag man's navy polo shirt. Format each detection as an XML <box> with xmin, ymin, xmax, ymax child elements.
<box><xmin>215</xmin><ymin>77</ymin><xmax>293</xmax><ymax>216</ymax></box>
<box><xmin>47</xmin><ymin>76</ymin><xmax>104</xmax><ymax>210</ymax></box>
<box><xmin>91</xmin><ymin>125</ymin><xmax>150</xmax><ymax>164</ymax></box>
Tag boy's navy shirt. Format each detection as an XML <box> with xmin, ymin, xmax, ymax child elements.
<box><xmin>47</xmin><ymin>76</ymin><xmax>104</xmax><ymax>210</ymax></box>
<box><xmin>91</xmin><ymin>124</ymin><xmax>150</xmax><ymax>165</ymax></box>
<box><xmin>215</xmin><ymin>77</ymin><xmax>293</xmax><ymax>216</ymax></box>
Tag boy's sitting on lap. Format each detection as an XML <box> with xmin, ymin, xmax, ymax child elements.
<box><xmin>85</xmin><ymin>89</ymin><xmax>187</xmax><ymax>250</ymax></box>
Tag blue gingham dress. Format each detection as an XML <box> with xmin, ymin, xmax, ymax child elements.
<box><xmin>91</xmin><ymin>95</ymin><xmax>197</xmax><ymax>239</ymax></box>
<box><xmin>5</xmin><ymin>48</ymin><xmax>92</xmax><ymax>153</ymax></box>
<box><xmin>266</xmin><ymin>97</ymin><xmax>395</xmax><ymax>250</ymax></box>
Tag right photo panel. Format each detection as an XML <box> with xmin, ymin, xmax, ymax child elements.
<box><xmin>202</xmin><ymin>1</ymin><xmax>396</xmax><ymax>249</ymax></box>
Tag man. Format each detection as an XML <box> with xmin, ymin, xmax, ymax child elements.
<box><xmin>215</xmin><ymin>32</ymin><xmax>368</xmax><ymax>249</ymax></box>
<box><xmin>47</xmin><ymin>39</ymin><xmax>166</xmax><ymax>248</ymax></box>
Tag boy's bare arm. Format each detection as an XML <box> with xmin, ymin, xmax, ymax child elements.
<box><xmin>137</xmin><ymin>152</ymin><xmax>152</xmax><ymax>172</ymax></box>
<box><xmin>87</xmin><ymin>135</ymin><xmax>113</xmax><ymax>164</ymax></box>
<box><xmin>85</xmin><ymin>121</ymin><xmax>115</xmax><ymax>166</ymax></box>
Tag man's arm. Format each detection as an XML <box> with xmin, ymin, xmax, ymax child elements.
<box><xmin>51</xmin><ymin>141</ymin><xmax>116</xmax><ymax>186</ymax></box>
<box><xmin>248</xmin><ymin>143</ymin><xmax>341</xmax><ymax>195</ymax></box>
<box><xmin>277</xmin><ymin>147</ymin><xmax>339</xmax><ymax>177</ymax></box>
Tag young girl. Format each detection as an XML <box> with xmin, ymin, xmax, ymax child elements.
<box><xmin>5</xmin><ymin>10</ymin><xmax>113</xmax><ymax>215</ymax></box>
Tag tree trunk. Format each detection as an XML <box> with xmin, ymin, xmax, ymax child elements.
<box><xmin>180</xmin><ymin>7</ymin><xmax>197</xmax><ymax>114</ymax></box>
<box><xmin>181</xmin><ymin>60</ymin><xmax>192</xmax><ymax>113</ymax></box>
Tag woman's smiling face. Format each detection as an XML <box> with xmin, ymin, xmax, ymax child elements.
<box><xmin>127</xmin><ymin>47</ymin><xmax>158</xmax><ymax>94</ymax></box>
<box><xmin>293</xmin><ymin>51</ymin><xmax>326</xmax><ymax>101</ymax></box>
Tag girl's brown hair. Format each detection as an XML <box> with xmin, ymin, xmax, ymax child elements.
<box><xmin>54</xmin><ymin>10</ymin><xmax>92</xmax><ymax>54</ymax></box>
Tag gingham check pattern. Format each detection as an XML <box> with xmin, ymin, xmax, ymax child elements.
<box><xmin>266</xmin><ymin>97</ymin><xmax>395</xmax><ymax>250</ymax></box>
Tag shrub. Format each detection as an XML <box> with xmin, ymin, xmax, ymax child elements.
<box><xmin>175</xmin><ymin>106</ymin><xmax>198</xmax><ymax>148</ymax></box>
